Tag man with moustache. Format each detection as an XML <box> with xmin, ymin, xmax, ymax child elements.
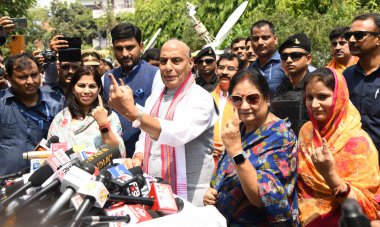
<box><xmin>0</xmin><ymin>53</ymin><xmax>61</xmax><ymax>175</ymax></box>
<box><xmin>108</xmin><ymin>39</ymin><xmax>218</xmax><ymax>206</ymax></box>
<box><xmin>194</xmin><ymin>46</ymin><xmax>218</xmax><ymax>92</ymax></box>
<box><xmin>327</xmin><ymin>26</ymin><xmax>358</xmax><ymax>73</ymax></box>
<box><xmin>248</xmin><ymin>20</ymin><xmax>286</xmax><ymax>96</ymax></box>
<box><xmin>245</xmin><ymin>36</ymin><xmax>257</xmax><ymax>67</ymax></box>
<box><xmin>231</xmin><ymin>37</ymin><xmax>249</xmax><ymax>68</ymax></box>
<box><xmin>103</xmin><ymin>23</ymin><xmax>161</xmax><ymax>157</ymax></box>
<box><xmin>211</xmin><ymin>53</ymin><xmax>241</xmax><ymax>163</ymax></box>
<box><xmin>343</xmin><ymin>13</ymin><xmax>380</xmax><ymax>155</ymax></box>
<box><xmin>271</xmin><ymin>33</ymin><xmax>312</xmax><ymax>136</ymax></box>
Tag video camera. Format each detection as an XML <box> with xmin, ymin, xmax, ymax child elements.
<box><xmin>41</xmin><ymin>50</ymin><xmax>57</xmax><ymax>63</ymax></box>
<box><xmin>0</xmin><ymin>18</ymin><xmax>27</xmax><ymax>46</ymax></box>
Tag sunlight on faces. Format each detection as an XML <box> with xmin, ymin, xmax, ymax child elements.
<box><xmin>305</xmin><ymin>79</ymin><xmax>334</xmax><ymax>126</ymax></box>
<box><xmin>113</xmin><ymin>38</ymin><xmax>143</xmax><ymax>70</ymax></box>
<box><xmin>231</xmin><ymin>40</ymin><xmax>247</xmax><ymax>61</ymax></box>
<box><xmin>217</xmin><ymin>58</ymin><xmax>239</xmax><ymax>91</ymax></box>
<box><xmin>10</xmin><ymin>58</ymin><xmax>41</xmax><ymax>97</ymax></box>
<box><xmin>330</xmin><ymin>37</ymin><xmax>350</xmax><ymax>60</ymax></box>
<box><xmin>348</xmin><ymin>19</ymin><xmax>380</xmax><ymax>57</ymax></box>
<box><xmin>73</xmin><ymin>74</ymin><xmax>100</xmax><ymax>109</ymax></box>
<box><xmin>230</xmin><ymin>79</ymin><xmax>269</xmax><ymax>130</ymax></box>
<box><xmin>159</xmin><ymin>40</ymin><xmax>193</xmax><ymax>90</ymax></box>
<box><xmin>280</xmin><ymin>47</ymin><xmax>311</xmax><ymax>76</ymax></box>
<box><xmin>251</xmin><ymin>25</ymin><xmax>278</xmax><ymax>59</ymax></box>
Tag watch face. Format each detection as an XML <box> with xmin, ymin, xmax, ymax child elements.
<box><xmin>233</xmin><ymin>153</ymin><xmax>246</xmax><ymax>165</ymax></box>
<box><xmin>100</xmin><ymin>127</ymin><xmax>109</xmax><ymax>134</ymax></box>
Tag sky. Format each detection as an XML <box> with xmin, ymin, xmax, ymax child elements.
<box><xmin>36</xmin><ymin>0</ymin><xmax>52</xmax><ymax>7</ymax></box>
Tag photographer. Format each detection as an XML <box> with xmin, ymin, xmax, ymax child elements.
<box><xmin>40</xmin><ymin>35</ymin><xmax>83</xmax><ymax>105</ymax></box>
<box><xmin>0</xmin><ymin>16</ymin><xmax>15</xmax><ymax>46</ymax></box>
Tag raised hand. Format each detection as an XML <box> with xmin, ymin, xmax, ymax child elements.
<box><xmin>221</xmin><ymin>108</ymin><xmax>243</xmax><ymax>157</ymax></box>
<box><xmin>92</xmin><ymin>95</ymin><xmax>109</xmax><ymax>126</ymax></box>
<box><xmin>49</xmin><ymin>35</ymin><xmax>68</xmax><ymax>52</ymax></box>
<box><xmin>0</xmin><ymin>16</ymin><xmax>15</xmax><ymax>33</ymax></box>
<box><xmin>310</xmin><ymin>138</ymin><xmax>336</xmax><ymax>178</ymax></box>
<box><xmin>108</xmin><ymin>74</ymin><xmax>138</xmax><ymax>121</ymax></box>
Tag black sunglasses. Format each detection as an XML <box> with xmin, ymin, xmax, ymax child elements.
<box><xmin>280</xmin><ymin>52</ymin><xmax>308</xmax><ymax>61</ymax></box>
<box><xmin>343</xmin><ymin>31</ymin><xmax>380</xmax><ymax>41</ymax></box>
<box><xmin>229</xmin><ymin>94</ymin><xmax>261</xmax><ymax>106</ymax></box>
<box><xmin>195</xmin><ymin>59</ymin><xmax>215</xmax><ymax>64</ymax></box>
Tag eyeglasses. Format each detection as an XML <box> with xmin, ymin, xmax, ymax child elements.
<box><xmin>61</xmin><ymin>64</ymin><xmax>80</xmax><ymax>71</ymax></box>
<box><xmin>195</xmin><ymin>59</ymin><xmax>215</xmax><ymax>65</ymax></box>
<box><xmin>229</xmin><ymin>94</ymin><xmax>261</xmax><ymax>106</ymax></box>
<box><xmin>217</xmin><ymin>65</ymin><xmax>237</xmax><ymax>72</ymax></box>
<box><xmin>343</xmin><ymin>31</ymin><xmax>380</xmax><ymax>41</ymax></box>
<box><xmin>280</xmin><ymin>52</ymin><xmax>308</xmax><ymax>61</ymax></box>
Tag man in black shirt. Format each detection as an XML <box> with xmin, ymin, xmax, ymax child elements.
<box><xmin>194</xmin><ymin>47</ymin><xmax>218</xmax><ymax>92</ymax></box>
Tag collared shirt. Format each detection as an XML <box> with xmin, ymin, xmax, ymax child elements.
<box><xmin>195</xmin><ymin>73</ymin><xmax>219</xmax><ymax>92</ymax></box>
<box><xmin>41</xmin><ymin>83</ymin><xmax>65</xmax><ymax>107</ymax></box>
<box><xmin>270</xmin><ymin>72</ymin><xmax>311</xmax><ymax>137</ymax></box>
<box><xmin>103</xmin><ymin>60</ymin><xmax>161</xmax><ymax>157</ymax></box>
<box><xmin>248</xmin><ymin>51</ymin><xmax>286</xmax><ymax>96</ymax></box>
<box><xmin>0</xmin><ymin>89</ymin><xmax>62</xmax><ymax>175</ymax></box>
<box><xmin>343</xmin><ymin>64</ymin><xmax>380</xmax><ymax>151</ymax></box>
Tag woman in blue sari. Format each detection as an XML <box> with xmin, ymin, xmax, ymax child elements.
<box><xmin>203</xmin><ymin>69</ymin><xmax>298</xmax><ymax>226</ymax></box>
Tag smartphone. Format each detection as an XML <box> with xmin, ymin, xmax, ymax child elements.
<box><xmin>9</xmin><ymin>18</ymin><xmax>27</xmax><ymax>30</ymax></box>
<box><xmin>8</xmin><ymin>35</ymin><xmax>26</xmax><ymax>55</ymax></box>
<box><xmin>57</xmin><ymin>37</ymin><xmax>81</xmax><ymax>49</ymax></box>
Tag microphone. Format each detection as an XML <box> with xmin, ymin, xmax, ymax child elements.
<box><xmin>23</xmin><ymin>151</ymin><xmax>53</xmax><ymax>160</ymax></box>
<box><xmin>104</xmin><ymin>204</ymin><xmax>159</xmax><ymax>224</ymax></box>
<box><xmin>0</xmin><ymin>165</ymin><xmax>54</xmax><ymax>209</ymax></box>
<box><xmin>40</xmin><ymin>165</ymin><xmax>95</xmax><ymax>225</ymax></box>
<box><xmin>46</xmin><ymin>136</ymin><xmax>60</xmax><ymax>148</ymax></box>
<box><xmin>68</xmin><ymin>169</ymin><xmax>112</xmax><ymax>227</ymax></box>
<box><xmin>339</xmin><ymin>198</ymin><xmax>371</xmax><ymax>227</ymax></box>
<box><xmin>79</xmin><ymin>215</ymin><xmax>131</xmax><ymax>225</ymax></box>
<box><xmin>0</xmin><ymin>167</ymin><xmax>30</xmax><ymax>181</ymax></box>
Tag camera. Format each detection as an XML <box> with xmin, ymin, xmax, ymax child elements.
<box><xmin>41</xmin><ymin>50</ymin><xmax>57</xmax><ymax>63</ymax></box>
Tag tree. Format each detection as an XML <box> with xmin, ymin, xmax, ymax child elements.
<box><xmin>0</xmin><ymin>0</ymin><xmax>36</xmax><ymax>17</ymax></box>
<box><xmin>50</xmin><ymin>2</ymin><xmax>98</xmax><ymax>46</ymax></box>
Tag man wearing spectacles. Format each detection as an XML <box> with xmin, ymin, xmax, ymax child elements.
<box><xmin>230</xmin><ymin>37</ymin><xmax>248</xmax><ymax>69</ymax></box>
<box><xmin>271</xmin><ymin>33</ymin><xmax>312</xmax><ymax>136</ymax></box>
<box><xmin>343</xmin><ymin>13</ymin><xmax>380</xmax><ymax>157</ymax></box>
<box><xmin>248</xmin><ymin>20</ymin><xmax>286</xmax><ymax>97</ymax></box>
<box><xmin>211</xmin><ymin>53</ymin><xmax>241</xmax><ymax>164</ymax></box>
<box><xmin>326</xmin><ymin>27</ymin><xmax>358</xmax><ymax>74</ymax></box>
<box><xmin>194</xmin><ymin>46</ymin><xmax>218</xmax><ymax>92</ymax></box>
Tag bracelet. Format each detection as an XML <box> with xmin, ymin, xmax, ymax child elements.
<box><xmin>332</xmin><ymin>182</ymin><xmax>351</xmax><ymax>198</ymax></box>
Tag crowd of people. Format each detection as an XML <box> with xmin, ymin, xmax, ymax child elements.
<box><xmin>0</xmin><ymin>11</ymin><xmax>380</xmax><ymax>226</ymax></box>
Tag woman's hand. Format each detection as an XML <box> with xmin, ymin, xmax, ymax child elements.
<box><xmin>213</xmin><ymin>143</ymin><xmax>225</xmax><ymax>158</ymax></box>
<box><xmin>203</xmin><ymin>187</ymin><xmax>218</xmax><ymax>206</ymax></box>
<box><xmin>310</xmin><ymin>138</ymin><xmax>337</xmax><ymax>179</ymax></box>
<box><xmin>222</xmin><ymin>108</ymin><xmax>243</xmax><ymax>157</ymax></box>
<box><xmin>92</xmin><ymin>95</ymin><xmax>109</xmax><ymax>126</ymax></box>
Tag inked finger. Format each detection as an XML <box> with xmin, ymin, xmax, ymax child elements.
<box><xmin>98</xmin><ymin>95</ymin><xmax>104</xmax><ymax>107</ymax></box>
<box><xmin>109</xmin><ymin>74</ymin><xmax>121</xmax><ymax>92</ymax></box>
<box><xmin>118</xmin><ymin>78</ymin><xmax>125</xmax><ymax>86</ymax></box>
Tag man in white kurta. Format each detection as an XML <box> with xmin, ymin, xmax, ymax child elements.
<box><xmin>108</xmin><ymin>39</ymin><xmax>218</xmax><ymax>206</ymax></box>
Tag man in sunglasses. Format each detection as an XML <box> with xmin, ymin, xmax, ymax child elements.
<box><xmin>230</xmin><ymin>37</ymin><xmax>248</xmax><ymax>69</ymax></box>
<box><xmin>326</xmin><ymin>26</ymin><xmax>358</xmax><ymax>74</ymax></box>
<box><xmin>248</xmin><ymin>20</ymin><xmax>286</xmax><ymax>97</ymax></box>
<box><xmin>271</xmin><ymin>33</ymin><xmax>312</xmax><ymax>136</ymax></box>
<box><xmin>343</xmin><ymin>13</ymin><xmax>380</xmax><ymax>156</ymax></box>
<box><xmin>194</xmin><ymin>46</ymin><xmax>218</xmax><ymax>92</ymax></box>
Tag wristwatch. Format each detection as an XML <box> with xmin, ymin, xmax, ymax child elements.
<box><xmin>99</xmin><ymin>124</ymin><xmax>110</xmax><ymax>134</ymax></box>
<box><xmin>231</xmin><ymin>150</ymin><xmax>248</xmax><ymax>165</ymax></box>
<box><xmin>132</xmin><ymin>110</ymin><xmax>144</xmax><ymax>128</ymax></box>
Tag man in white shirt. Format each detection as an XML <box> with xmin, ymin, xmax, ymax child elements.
<box><xmin>108</xmin><ymin>39</ymin><xmax>218</xmax><ymax>206</ymax></box>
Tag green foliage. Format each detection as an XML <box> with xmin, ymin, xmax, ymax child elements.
<box><xmin>50</xmin><ymin>2</ymin><xmax>98</xmax><ymax>45</ymax></box>
<box><xmin>0</xmin><ymin>0</ymin><xmax>36</xmax><ymax>17</ymax></box>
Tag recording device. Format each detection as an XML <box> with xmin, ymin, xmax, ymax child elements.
<box><xmin>57</xmin><ymin>36</ymin><xmax>81</xmax><ymax>62</ymax></box>
<box><xmin>41</xmin><ymin>50</ymin><xmax>57</xmax><ymax>63</ymax></box>
<box><xmin>0</xmin><ymin>18</ymin><xmax>27</xmax><ymax>46</ymax></box>
<box><xmin>8</xmin><ymin>35</ymin><xmax>25</xmax><ymax>55</ymax></box>
<box><xmin>339</xmin><ymin>198</ymin><xmax>371</xmax><ymax>227</ymax></box>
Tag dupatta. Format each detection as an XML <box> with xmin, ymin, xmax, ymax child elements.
<box><xmin>297</xmin><ymin>68</ymin><xmax>380</xmax><ymax>225</ymax></box>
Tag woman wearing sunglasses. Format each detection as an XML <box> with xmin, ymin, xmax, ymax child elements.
<box><xmin>297</xmin><ymin>68</ymin><xmax>380</xmax><ymax>226</ymax></box>
<box><xmin>47</xmin><ymin>66</ymin><xmax>126</xmax><ymax>156</ymax></box>
<box><xmin>203</xmin><ymin>69</ymin><xmax>298</xmax><ymax>226</ymax></box>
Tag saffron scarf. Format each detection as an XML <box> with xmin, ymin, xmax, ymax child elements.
<box><xmin>143</xmin><ymin>72</ymin><xmax>194</xmax><ymax>198</ymax></box>
<box><xmin>297</xmin><ymin>68</ymin><xmax>380</xmax><ymax>226</ymax></box>
<box><xmin>326</xmin><ymin>56</ymin><xmax>358</xmax><ymax>74</ymax></box>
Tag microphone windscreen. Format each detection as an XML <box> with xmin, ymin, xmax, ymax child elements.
<box><xmin>175</xmin><ymin>197</ymin><xmax>184</xmax><ymax>212</ymax></box>
<box><xmin>146</xmin><ymin>210</ymin><xmax>160</xmax><ymax>218</ymax></box>
<box><xmin>128</xmin><ymin>166</ymin><xmax>143</xmax><ymax>176</ymax></box>
<box><xmin>47</xmin><ymin>136</ymin><xmax>60</xmax><ymax>147</ymax></box>
<box><xmin>29</xmin><ymin>165</ymin><xmax>54</xmax><ymax>187</ymax></box>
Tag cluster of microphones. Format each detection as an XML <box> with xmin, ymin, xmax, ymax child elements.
<box><xmin>0</xmin><ymin>136</ymin><xmax>184</xmax><ymax>227</ymax></box>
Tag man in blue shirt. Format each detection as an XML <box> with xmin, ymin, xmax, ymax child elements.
<box><xmin>103</xmin><ymin>23</ymin><xmax>161</xmax><ymax>157</ymax></box>
<box><xmin>248</xmin><ymin>20</ymin><xmax>286</xmax><ymax>96</ymax></box>
<box><xmin>0</xmin><ymin>53</ymin><xmax>62</xmax><ymax>175</ymax></box>
<box><xmin>343</xmin><ymin>13</ymin><xmax>380</xmax><ymax>156</ymax></box>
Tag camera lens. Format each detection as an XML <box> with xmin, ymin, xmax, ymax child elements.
<box><xmin>12</xmin><ymin>36</ymin><xmax>17</xmax><ymax>41</ymax></box>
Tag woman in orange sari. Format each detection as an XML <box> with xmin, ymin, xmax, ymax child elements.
<box><xmin>297</xmin><ymin>67</ymin><xmax>380</xmax><ymax>226</ymax></box>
